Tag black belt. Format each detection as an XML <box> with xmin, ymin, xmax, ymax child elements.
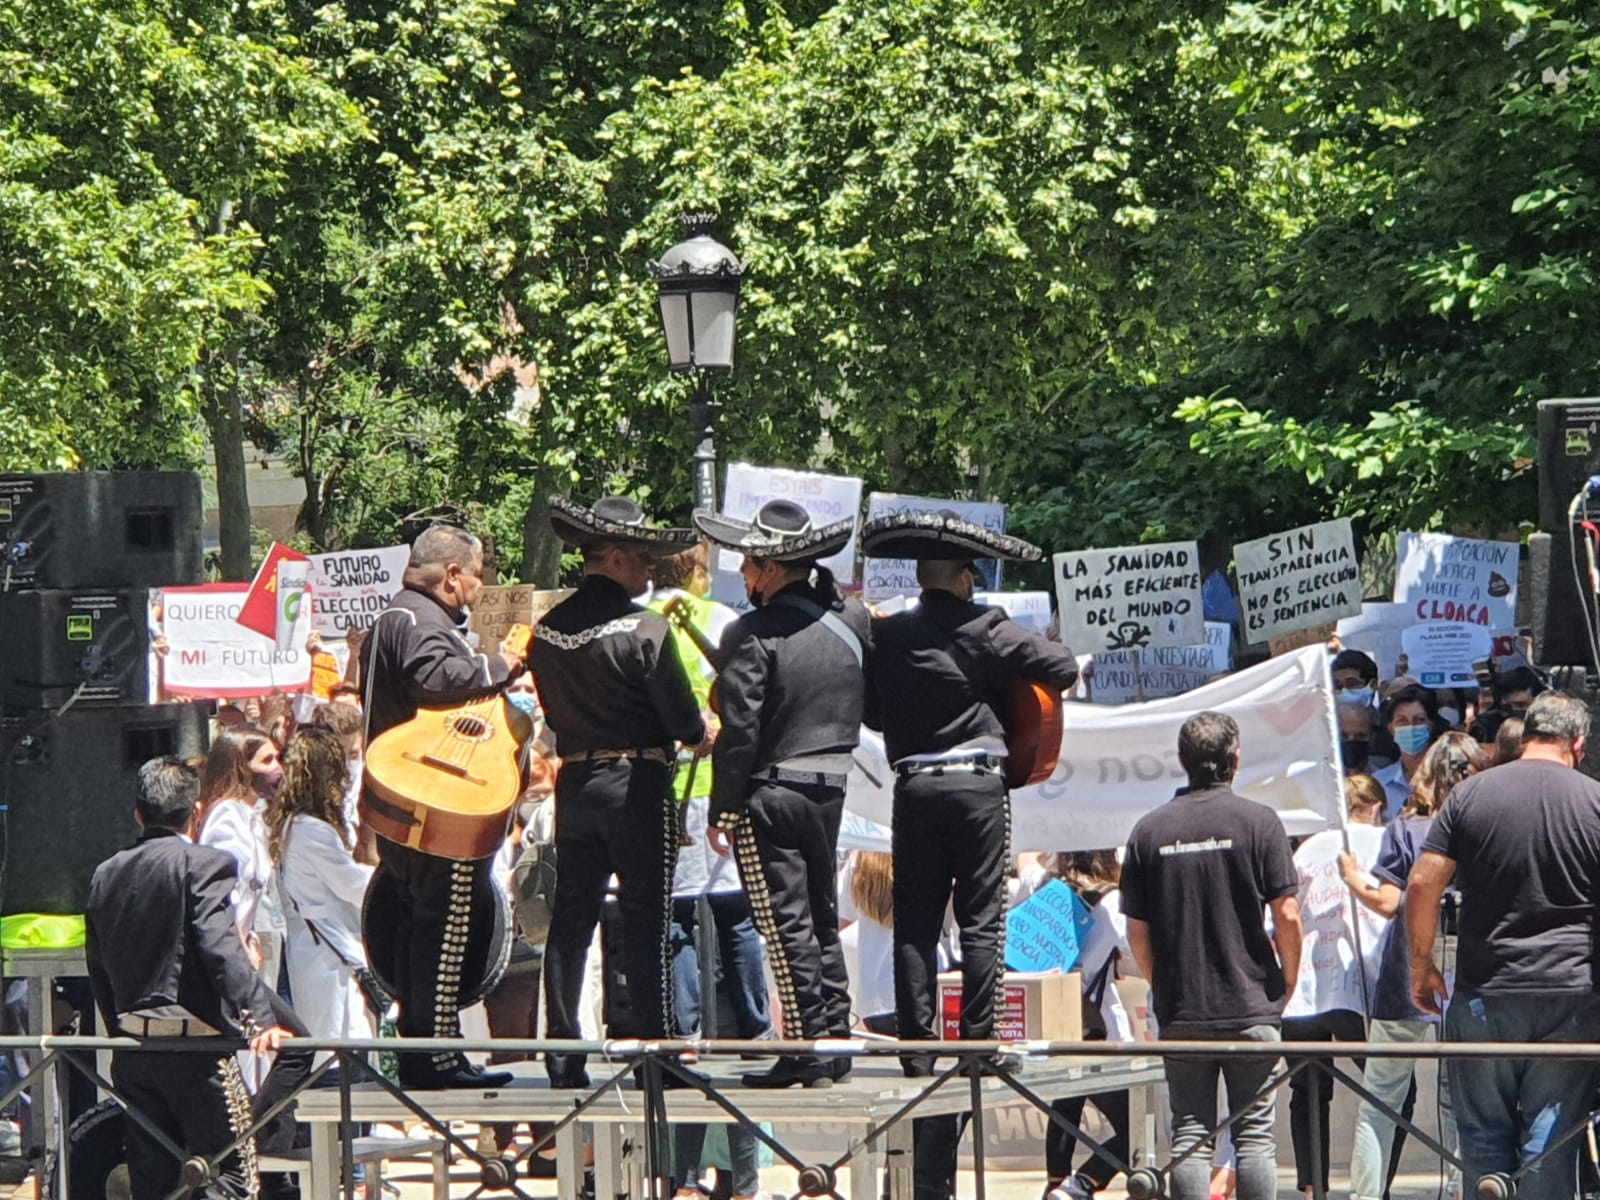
<box><xmin>119</xmin><ymin>1015</ymin><xmax>221</xmax><ymax>1038</ymax></box>
<box><xmin>565</xmin><ymin>747</ymin><xmax>672</xmax><ymax>765</ymax></box>
<box><xmin>895</xmin><ymin>754</ymin><xmax>1005</xmax><ymax>778</ymax></box>
<box><xmin>763</xmin><ymin>767</ymin><xmax>848</xmax><ymax>788</ymax></box>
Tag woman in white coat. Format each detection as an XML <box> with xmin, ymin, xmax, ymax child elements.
<box><xmin>268</xmin><ymin>725</ymin><xmax>377</xmax><ymax>1056</ymax></box>
<box><xmin>199</xmin><ymin>727</ymin><xmax>289</xmax><ymax>988</ymax></box>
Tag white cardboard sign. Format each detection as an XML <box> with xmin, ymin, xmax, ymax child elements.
<box><xmin>308</xmin><ymin>545</ymin><xmax>410</xmax><ymax>637</ymax></box>
<box><xmin>1402</xmin><ymin>622</ymin><xmax>1494</xmax><ymax>689</ymax></box>
<box><xmin>159</xmin><ymin>584</ymin><xmax>312</xmax><ymax>698</ymax></box>
<box><xmin>1052</xmin><ymin>541</ymin><xmax>1204</xmax><ymax>654</ymax></box>
<box><xmin>1394</xmin><ymin>532</ymin><xmax>1519</xmax><ymax>632</ymax></box>
<box><xmin>1235</xmin><ymin>519</ymin><xmax>1362</xmax><ymax>643</ymax></box>
<box><xmin>1078</xmin><ymin>622</ymin><xmax>1234</xmax><ymax>705</ymax></box>
<box><xmin>862</xmin><ymin>493</ymin><xmax>1007</xmax><ymax>601</ymax></box>
<box><xmin>1334</xmin><ymin>602</ymin><xmax>1416</xmax><ymax>680</ymax></box>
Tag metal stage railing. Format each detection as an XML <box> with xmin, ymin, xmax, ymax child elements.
<box><xmin>6</xmin><ymin>1034</ymin><xmax>1596</xmax><ymax>1200</ymax></box>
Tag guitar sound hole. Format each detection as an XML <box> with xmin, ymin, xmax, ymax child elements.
<box><xmin>448</xmin><ymin>714</ymin><xmax>492</xmax><ymax>741</ymax></box>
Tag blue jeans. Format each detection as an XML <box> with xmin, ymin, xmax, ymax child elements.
<box><xmin>670</xmin><ymin>894</ymin><xmax>771</xmax><ymax>1039</ymax></box>
<box><xmin>1162</xmin><ymin>1025</ymin><xmax>1282</xmax><ymax>1200</ymax></box>
<box><xmin>1444</xmin><ymin>991</ymin><xmax>1600</xmax><ymax>1200</ymax></box>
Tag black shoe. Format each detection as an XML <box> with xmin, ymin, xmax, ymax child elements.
<box><xmin>636</xmin><ymin>1062</ymin><xmax>709</xmax><ymax>1091</ymax></box>
<box><xmin>546</xmin><ymin>1067</ymin><xmax>592</xmax><ymax>1089</ymax></box>
<box><xmin>900</xmin><ymin>1052</ymin><xmax>936</xmax><ymax>1078</ymax></box>
<box><xmin>413</xmin><ymin>1063</ymin><xmax>514</xmax><ymax>1089</ymax></box>
<box><xmin>742</xmin><ymin>1055</ymin><xmax>833</xmax><ymax>1089</ymax></box>
<box><xmin>829</xmin><ymin>1056</ymin><xmax>853</xmax><ymax>1084</ymax></box>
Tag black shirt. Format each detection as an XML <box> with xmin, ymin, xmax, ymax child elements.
<box><xmin>710</xmin><ymin>581</ymin><xmax>871</xmax><ymax>823</ymax></box>
<box><xmin>529</xmin><ymin>575</ymin><xmax>704</xmax><ymax>756</ymax></box>
<box><xmin>1424</xmin><ymin>757</ymin><xmax>1600</xmax><ymax>993</ymax></box>
<box><xmin>1120</xmin><ymin>785</ymin><xmax>1299</xmax><ymax>1032</ymax></box>
<box><xmin>364</xmin><ymin>586</ymin><xmax>512</xmax><ymax>741</ymax></box>
<box><xmin>870</xmin><ymin>589</ymin><xmax>1079</xmax><ymax>762</ymax></box>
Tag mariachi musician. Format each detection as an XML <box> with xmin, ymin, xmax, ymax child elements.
<box><xmin>695</xmin><ymin>499</ymin><xmax>871</xmax><ymax>1090</ymax></box>
<box><xmin>528</xmin><ymin>496</ymin><xmax>707</xmax><ymax>1089</ymax></box>
<box><xmin>860</xmin><ymin>512</ymin><xmax>1078</xmax><ymax>1198</ymax></box>
<box><xmin>360</xmin><ymin>524</ymin><xmax>523</xmax><ymax>1089</ymax></box>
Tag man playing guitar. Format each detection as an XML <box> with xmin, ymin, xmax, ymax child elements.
<box><xmin>361</xmin><ymin>524</ymin><xmax>523</xmax><ymax>1089</ymax></box>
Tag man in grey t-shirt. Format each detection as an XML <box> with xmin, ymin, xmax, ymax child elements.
<box><xmin>1408</xmin><ymin>691</ymin><xmax>1600</xmax><ymax>1200</ymax></box>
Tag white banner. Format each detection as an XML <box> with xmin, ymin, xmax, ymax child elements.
<box><xmin>862</xmin><ymin>493</ymin><xmax>1006</xmax><ymax>601</ymax></box>
<box><xmin>160</xmin><ymin>584</ymin><xmax>312</xmax><ymax>698</ymax></box>
<box><xmin>712</xmin><ymin>463</ymin><xmax>863</xmax><ymax>610</ymax></box>
<box><xmin>1235</xmin><ymin>519</ymin><xmax>1362</xmax><ymax>643</ymax></box>
<box><xmin>1053</xmin><ymin>541</ymin><xmax>1204</xmax><ymax>655</ymax></box>
<box><xmin>846</xmin><ymin>645</ymin><xmax>1342</xmax><ymax>852</ymax></box>
<box><xmin>1394</xmin><ymin>532</ymin><xmax>1518</xmax><ymax>632</ymax></box>
<box><xmin>1078</xmin><ymin>622</ymin><xmax>1233</xmax><ymax>705</ymax></box>
<box><xmin>308</xmin><ymin>545</ymin><xmax>409</xmax><ymax>637</ymax></box>
<box><xmin>1283</xmin><ymin>826</ymin><xmax>1387</xmax><ymax>1020</ymax></box>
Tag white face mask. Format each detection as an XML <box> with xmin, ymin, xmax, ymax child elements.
<box><xmin>1437</xmin><ymin>706</ymin><xmax>1461</xmax><ymax>726</ymax></box>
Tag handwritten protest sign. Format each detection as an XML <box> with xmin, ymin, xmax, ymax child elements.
<box><xmin>1235</xmin><ymin>519</ymin><xmax>1362</xmax><ymax>643</ymax></box>
<box><xmin>469</xmin><ymin>586</ymin><xmax>573</xmax><ymax>650</ymax></box>
<box><xmin>308</xmin><ymin>545</ymin><xmax>409</xmax><ymax>637</ymax></box>
<box><xmin>1005</xmin><ymin>880</ymin><xmax>1094</xmax><ymax>973</ymax></box>
<box><xmin>1402</xmin><ymin>622</ymin><xmax>1493</xmax><ymax>689</ymax></box>
<box><xmin>1335</xmin><ymin>602</ymin><xmax>1414</xmax><ymax>679</ymax></box>
<box><xmin>974</xmin><ymin>591</ymin><xmax>1053</xmax><ymax>634</ymax></box>
<box><xmin>1268</xmin><ymin>623</ymin><xmax>1337</xmax><ymax>657</ymax></box>
<box><xmin>863</xmin><ymin>493</ymin><xmax>1006</xmax><ymax>600</ymax></box>
<box><xmin>1395</xmin><ymin>532</ymin><xmax>1518</xmax><ymax>631</ymax></box>
<box><xmin>1053</xmin><ymin>541</ymin><xmax>1203</xmax><ymax>654</ymax></box>
<box><xmin>1283</xmin><ymin>827</ymin><xmax>1387</xmax><ymax>1020</ymax></box>
<box><xmin>712</xmin><ymin>463</ymin><xmax>863</xmax><ymax>609</ymax></box>
<box><xmin>1080</xmin><ymin>622</ymin><xmax>1233</xmax><ymax>705</ymax></box>
<box><xmin>159</xmin><ymin>584</ymin><xmax>312</xmax><ymax>698</ymax></box>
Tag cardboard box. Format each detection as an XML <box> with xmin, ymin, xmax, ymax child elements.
<box><xmin>937</xmin><ymin>970</ymin><xmax>1082</xmax><ymax>1041</ymax></box>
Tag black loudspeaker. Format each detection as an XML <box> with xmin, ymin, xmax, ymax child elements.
<box><xmin>0</xmin><ymin>704</ymin><xmax>208</xmax><ymax>915</ymax></box>
<box><xmin>1533</xmin><ymin>400</ymin><xmax>1600</xmax><ymax>668</ymax></box>
<box><xmin>1538</xmin><ymin>399</ymin><xmax>1600</xmax><ymax>529</ymax></box>
<box><xmin>0</xmin><ymin>590</ymin><xmax>151</xmax><ymax>709</ymax></box>
<box><xmin>0</xmin><ymin>472</ymin><xmax>204</xmax><ymax>591</ymax></box>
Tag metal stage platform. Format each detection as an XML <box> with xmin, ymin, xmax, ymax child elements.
<box><xmin>293</xmin><ymin>1052</ymin><xmax>1166</xmax><ymax>1199</ymax></box>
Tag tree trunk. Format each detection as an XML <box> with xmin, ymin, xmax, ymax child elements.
<box><xmin>884</xmin><ymin>422</ymin><xmax>909</xmax><ymax>491</ymax></box>
<box><xmin>522</xmin><ymin>487</ymin><xmax>566</xmax><ymax>587</ymax></box>
<box><xmin>204</xmin><ymin>352</ymin><xmax>253</xmax><ymax>581</ymax></box>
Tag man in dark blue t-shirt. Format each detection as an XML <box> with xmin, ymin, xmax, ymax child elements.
<box><xmin>1408</xmin><ymin>690</ymin><xmax>1600</xmax><ymax>1200</ymax></box>
<box><xmin>1121</xmin><ymin>712</ymin><xmax>1303</xmax><ymax>1200</ymax></box>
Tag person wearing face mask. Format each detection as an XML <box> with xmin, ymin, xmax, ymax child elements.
<box><xmin>1337</xmin><ymin>703</ymin><xmax>1375</xmax><ymax>776</ymax></box>
<box><xmin>1331</xmin><ymin>649</ymin><xmax>1380</xmax><ymax>711</ymax></box>
<box><xmin>310</xmin><ymin>701</ymin><xmax>368</xmax><ymax>849</ymax></box>
<box><xmin>359</xmin><ymin>523</ymin><xmax>526</xmax><ymax>1089</ymax></box>
<box><xmin>1370</xmin><ymin>685</ymin><xmax>1436</xmax><ymax>819</ymax></box>
<box><xmin>527</xmin><ymin>497</ymin><xmax>708</xmax><ymax>1089</ymax></box>
<box><xmin>694</xmin><ymin>499</ymin><xmax>870</xmax><ymax>1089</ymax></box>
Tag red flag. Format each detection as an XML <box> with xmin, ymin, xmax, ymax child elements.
<box><xmin>237</xmin><ymin>542</ymin><xmax>311</xmax><ymax>641</ymax></box>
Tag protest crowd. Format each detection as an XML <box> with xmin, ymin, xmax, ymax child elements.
<box><xmin>39</xmin><ymin>474</ymin><xmax>1600</xmax><ymax>1200</ymax></box>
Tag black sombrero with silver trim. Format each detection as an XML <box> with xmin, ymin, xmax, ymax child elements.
<box><xmin>546</xmin><ymin>495</ymin><xmax>696</xmax><ymax>556</ymax></box>
<box><xmin>692</xmin><ymin>499</ymin><xmax>856</xmax><ymax>564</ymax></box>
<box><xmin>860</xmin><ymin>510</ymin><xmax>1042</xmax><ymax>562</ymax></box>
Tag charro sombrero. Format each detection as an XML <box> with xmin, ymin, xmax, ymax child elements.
<box><xmin>692</xmin><ymin>499</ymin><xmax>856</xmax><ymax>564</ymax></box>
<box><xmin>859</xmin><ymin>510</ymin><xmax>1042</xmax><ymax>562</ymax></box>
<box><xmin>546</xmin><ymin>495</ymin><xmax>695</xmax><ymax>555</ymax></box>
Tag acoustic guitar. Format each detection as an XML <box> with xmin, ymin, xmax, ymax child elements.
<box><xmin>661</xmin><ymin>595</ymin><xmax>721</xmax><ymax>711</ymax></box>
<box><xmin>361</xmin><ymin>623</ymin><xmax>535</xmax><ymax>860</ymax></box>
<box><xmin>1002</xmin><ymin>677</ymin><xmax>1064</xmax><ymax>789</ymax></box>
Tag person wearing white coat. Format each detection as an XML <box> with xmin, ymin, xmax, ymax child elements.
<box><xmin>269</xmin><ymin>726</ymin><xmax>378</xmax><ymax>1063</ymax></box>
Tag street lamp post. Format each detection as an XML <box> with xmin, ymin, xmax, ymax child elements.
<box><xmin>649</xmin><ymin>214</ymin><xmax>748</xmax><ymax>513</ymax></box>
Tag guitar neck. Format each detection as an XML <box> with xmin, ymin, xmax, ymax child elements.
<box><xmin>681</xmin><ymin>623</ymin><xmax>720</xmax><ymax>672</ymax></box>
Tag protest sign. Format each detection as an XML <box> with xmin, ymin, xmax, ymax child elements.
<box><xmin>863</xmin><ymin>493</ymin><xmax>1006</xmax><ymax>600</ymax></box>
<box><xmin>847</xmin><ymin>644</ymin><xmax>1342</xmax><ymax>850</ymax></box>
<box><xmin>1235</xmin><ymin>519</ymin><xmax>1362</xmax><ymax>643</ymax></box>
<box><xmin>1283</xmin><ymin>826</ymin><xmax>1387</xmax><ymax>1020</ymax></box>
<box><xmin>469</xmin><ymin>586</ymin><xmax>573</xmax><ymax>650</ymax></box>
<box><xmin>160</xmin><ymin>584</ymin><xmax>312</xmax><ymax>698</ymax></box>
<box><xmin>1268</xmin><ymin>623</ymin><xmax>1336</xmax><ymax>657</ymax></box>
<box><xmin>1080</xmin><ymin>622</ymin><xmax>1233</xmax><ymax>705</ymax></box>
<box><xmin>1053</xmin><ymin>541</ymin><xmax>1204</xmax><ymax>654</ymax></box>
<box><xmin>1394</xmin><ymin>532</ymin><xmax>1519</xmax><ymax>632</ymax></box>
<box><xmin>308</xmin><ymin>545</ymin><xmax>409</xmax><ymax>637</ymax></box>
<box><xmin>236</xmin><ymin>542</ymin><xmax>308</xmax><ymax>642</ymax></box>
<box><xmin>1005</xmin><ymin>880</ymin><xmax>1094</xmax><ymax>973</ymax></box>
<box><xmin>974</xmin><ymin>591</ymin><xmax>1053</xmax><ymax>634</ymax></box>
<box><xmin>1402</xmin><ymin>622</ymin><xmax>1493</xmax><ymax>689</ymax></box>
<box><xmin>1335</xmin><ymin>602</ymin><xmax>1414</xmax><ymax>680</ymax></box>
<box><xmin>712</xmin><ymin>463</ymin><xmax>863</xmax><ymax>609</ymax></box>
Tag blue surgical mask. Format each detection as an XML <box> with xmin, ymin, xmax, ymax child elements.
<box><xmin>1337</xmin><ymin>687</ymin><xmax>1373</xmax><ymax>706</ymax></box>
<box><xmin>1394</xmin><ymin>725</ymin><xmax>1431</xmax><ymax>755</ymax></box>
<box><xmin>507</xmin><ymin>691</ymin><xmax>539</xmax><ymax>719</ymax></box>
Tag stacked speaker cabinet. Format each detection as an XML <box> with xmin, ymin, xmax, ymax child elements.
<box><xmin>1532</xmin><ymin>401</ymin><xmax>1600</xmax><ymax>668</ymax></box>
<box><xmin>0</xmin><ymin>471</ymin><xmax>207</xmax><ymax>916</ymax></box>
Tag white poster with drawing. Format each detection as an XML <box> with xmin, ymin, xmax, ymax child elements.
<box><xmin>1052</xmin><ymin>541</ymin><xmax>1204</xmax><ymax>654</ymax></box>
<box><xmin>1079</xmin><ymin>621</ymin><xmax>1233</xmax><ymax>705</ymax></box>
<box><xmin>1394</xmin><ymin>532</ymin><xmax>1519</xmax><ymax>633</ymax></box>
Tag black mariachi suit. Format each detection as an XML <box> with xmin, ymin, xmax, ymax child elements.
<box><xmin>86</xmin><ymin>828</ymin><xmax>283</xmax><ymax>1200</ymax></box>
<box><xmin>710</xmin><ymin>582</ymin><xmax>872</xmax><ymax>1044</ymax></box>
<box><xmin>872</xmin><ymin>590</ymin><xmax>1078</xmax><ymax>1200</ymax></box>
<box><xmin>529</xmin><ymin>575</ymin><xmax>704</xmax><ymax>1084</ymax></box>
<box><xmin>362</xmin><ymin>587</ymin><xmax>514</xmax><ymax>1083</ymax></box>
